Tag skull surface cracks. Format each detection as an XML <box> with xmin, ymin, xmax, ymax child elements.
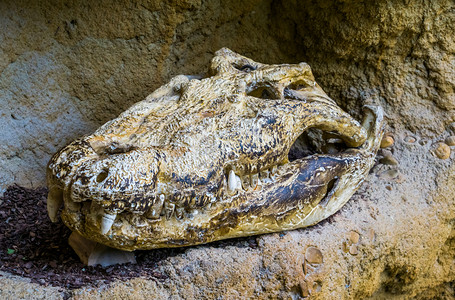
<box><xmin>47</xmin><ymin>48</ymin><xmax>384</xmax><ymax>250</ymax></box>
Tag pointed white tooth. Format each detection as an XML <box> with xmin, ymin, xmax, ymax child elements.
<box><xmin>228</xmin><ymin>170</ymin><xmax>236</xmax><ymax>192</ymax></box>
<box><xmin>145</xmin><ymin>195</ymin><xmax>165</xmax><ymax>219</ymax></box>
<box><xmin>100</xmin><ymin>212</ymin><xmax>117</xmax><ymax>235</ymax></box>
<box><xmin>228</xmin><ymin>170</ymin><xmax>242</xmax><ymax>193</ymax></box>
<box><xmin>47</xmin><ymin>187</ymin><xmax>63</xmax><ymax>223</ymax></box>
<box><xmin>164</xmin><ymin>202</ymin><xmax>175</xmax><ymax>220</ymax></box>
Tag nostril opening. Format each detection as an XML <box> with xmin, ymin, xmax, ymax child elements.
<box><xmin>284</xmin><ymin>80</ymin><xmax>311</xmax><ymax>100</ymax></box>
<box><xmin>247</xmin><ymin>87</ymin><xmax>279</xmax><ymax>100</ymax></box>
<box><xmin>96</xmin><ymin>169</ymin><xmax>109</xmax><ymax>183</ymax></box>
<box><xmin>232</xmin><ymin>63</ymin><xmax>257</xmax><ymax>72</ymax></box>
<box><xmin>286</xmin><ymin>80</ymin><xmax>309</xmax><ymax>91</ymax></box>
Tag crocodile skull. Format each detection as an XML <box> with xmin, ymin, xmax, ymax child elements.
<box><xmin>47</xmin><ymin>48</ymin><xmax>384</xmax><ymax>251</ymax></box>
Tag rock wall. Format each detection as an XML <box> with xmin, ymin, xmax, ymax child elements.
<box><xmin>0</xmin><ymin>0</ymin><xmax>285</xmax><ymax>193</ymax></box>
<box><xmin>0</xmin><ymin>0</ymin><xmax>454</xmax><ymax>299</ymax></box>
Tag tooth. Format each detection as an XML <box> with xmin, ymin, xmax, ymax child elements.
<box><xmin>260</xmin><ymin>169</ymin><xmax>270</xmax><ymax>179</ymax></box>
<box><xmin>164</xmin><ymin>202</ymin><xmax>175</xmax><ymax>220</ymax></box>
<box><xmin>241</xmin><ymin>175</ymin><xmax>251</xmax><ymax>190</ymax></box>
<box><xmin>145</xmin><ymin>194</ymin><xmax>164</xmax><ymax>219</ymax></box>
<box><xmin>228</xmin><ymin>170</ymin><xmax>236</xmax><ymax>191</ymax></box>
<box><xmin>260</xmin><ymin>170</ymin><xmax>272</xmax><ymax>184</ymax></box>
<box><xmin>228</xmin><ymin>170</ymin><xmax>242</xmax><ymax>193</ymax></box>
<box><xmin>175</xmin><ymin>207</ymin><xmax>184</xmax><ymax>219</ymax></box>
<box><xmin>270</xmin><ymin>165</ymin><xmax>277</xmax><ymax>176</ymax></box>
<box><xmin>100</xmin><ymin>211</ymin><xmax>117</xmax><ymax>234</ymax></box>
<box><xmin>250</xmin><ymin>173</ymin><xmax>259</xmax><ymax>188</ymax></box>
<box><xmin>186</xmin><ymin>197</ymin><xmax>197</xmax><ymax>208</ymax></box>
<box><xmin>197</xmin><ymin>195</ymin><xmax>207</xmax><ymax>206</ymax></box>
<box><xmin>47</xmin><ymin>187</ymin><xmax>63</xmax><ymax>223</ymax></box>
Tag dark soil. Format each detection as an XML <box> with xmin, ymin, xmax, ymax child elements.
<box><xmin>0</xmin><ymin>185</ymin><xmax>258</xmax><ymax>292</ymax></box>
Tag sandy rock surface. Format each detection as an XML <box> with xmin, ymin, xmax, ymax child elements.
<box><xmin>0</xmin><ymin>0</ymin><xmax>454</xmax><ymax>299</ymax></box>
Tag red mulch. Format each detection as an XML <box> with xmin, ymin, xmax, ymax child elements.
<box><xmin>0</xmin><ymin>185</ymin><xmax>258</xmax><ymax>292</ymax></box>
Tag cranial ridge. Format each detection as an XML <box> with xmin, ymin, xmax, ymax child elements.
<box><xmin>47</xmin><ymin>48</ymin><xmax>384</xmax><ymax>251</ymax></box>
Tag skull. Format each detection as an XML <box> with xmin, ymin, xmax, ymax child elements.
<box><xmin>47</xmin><ymin>48</ymin><xmax>384</xmax><ymax>250</ymax></box>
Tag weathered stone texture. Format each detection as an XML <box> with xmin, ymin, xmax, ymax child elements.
<box><xmin>0</xmin><ymin>0</ymin><xmax>283</xmax><ymax>194</ymax></box>
<box><xmin>0</xmin><ymin>0</ymin><xmax>454</xmax><ymax>299</ymax></box>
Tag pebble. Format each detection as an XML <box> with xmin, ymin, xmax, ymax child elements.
<box><xmin>445</xmin><ymin>136</ymin><xmax>455</xmax><ymax>146</ymax></box>
<box><xmin>381</xmin><ymin>149</ymin><xmax>393</xmax><ymax>157</ymax></box>
<box><xmin>349</xmin><ymin>244</ymin><xmax>358</xmax><ymax>255</ymax></box>
<box><xmin>379</xmin><ymin>169</ymin><xmax>400</xmax><ymax>180</ymax></box>
<box><xmin>349</xmin><ymin>231</ymin><xmax>360</xmax><ymax>244</ymax></box>
<box><xmin>404</xmin><ymin>136</ymin><xmax>416</xmax><ymax>143</ymax></box>
<box><xmin>380</xmin><ymin>135</ymin><xmax>394</xmax><ymax>148</ymax></box>
<box><xmin>432</xmin><ymin>142</ymin><xmax>451</xmax><ymax>159</ymax></box>
<box><xmin>380</xmin><ymin>154</ymin><xmax>398</xmax><ymax>166</ymax></box>
<box><xmin>305</xmin><ymin>247</ymin><xmax>323</xmax><ymax>264</ymax></box>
